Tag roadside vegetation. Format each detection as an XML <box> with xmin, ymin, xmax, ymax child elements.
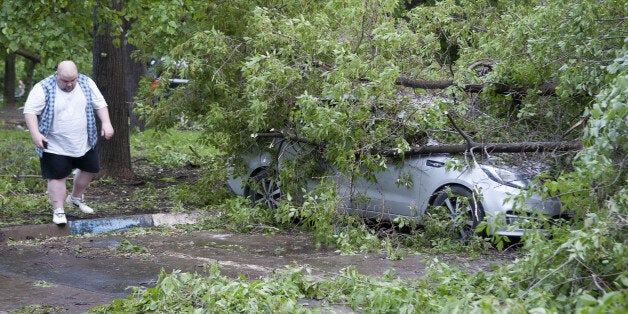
<box><xmin>1</xmin><ymin>0</ymin><xmax>625</xmax><ymax>312</ymax></box>
<box><xmin>110</xmin><ymin>0</ymin><xmax>628</xmax><ymax>310</ymax></box>
<box><xmin>3</xmin><ymin>73</ymin><xmax>626</xmax><ymax>311</ymax></box>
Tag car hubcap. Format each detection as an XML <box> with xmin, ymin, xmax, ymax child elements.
<box><xmin>251</xmin><ymin>175</ymin><xmax>281</xmax><ymax>209</ymax></box>
<box><xmin>442</xmin><ymin>197</ymin><xmax>475</xmax><ymax>239</ymax></box>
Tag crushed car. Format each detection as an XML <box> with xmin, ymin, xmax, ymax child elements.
<box><xmin>227</xmin><ymin>134</ymin><xmax>565</xmax><ymax>239</ymax></box>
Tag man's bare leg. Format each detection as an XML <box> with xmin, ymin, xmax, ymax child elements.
<box><xmin>47</xmin><ymin>178</ymin><xmax>67</xmax><ymax>209</ymax></box>
<box><xmin>70</xmin><ymin>170</ymin><xmax>96</xmax><ymax>198</ymax></box>
<box><xmin>48</xmin><ymin>178</ymin><xmax>68</xmax><ymax>224</ymax></box>
<box><xmin>66</xmin><ymin>170</ymin><xmax>96</xmax><ymax>214</ymax></box>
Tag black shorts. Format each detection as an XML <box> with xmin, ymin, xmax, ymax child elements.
<box><xmin>41</xmin><ymin>148</ymin><xmax>100</xmax><ymax>179</ymax></box>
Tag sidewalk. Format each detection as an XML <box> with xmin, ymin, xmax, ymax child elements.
<box><xmin>0</xmin><ymin>212</ymin><xmax>200</xmax><ymax>243</ymax></box>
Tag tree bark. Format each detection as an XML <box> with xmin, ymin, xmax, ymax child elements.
<box><xmin>15</xmin><ymin>49</ymin><xmax>41</xmax><ymax>63</ymax></box>
<box><xmin>394</xmin><ymin>75</ymin><xmax>557</xmax><ymax>96</ymax></box>
<box><xmin>3</xmin><ymin>53</ymin><xmax>16</xmax><ymax>106</ymax></box>
<box><xmin>253</xmin><ymin>131</ymin><xmax>583</xmax><ymax>156</ymax></box>
<box><xmin>92</xmin><ymin>1</ymin><xmax>133</xmax><ymax>180</ymax></box>
<box><xmin>381</xmin><ymin>141</ymin><xmax>583</xmax><ymax>156</ymax></box>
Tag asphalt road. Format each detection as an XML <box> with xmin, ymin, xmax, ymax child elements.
<box><xmin>0</xmin><ymin>214</ymin><xmax>513</xmax><ymax>313</ymax></box>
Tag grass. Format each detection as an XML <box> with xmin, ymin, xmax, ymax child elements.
<box><xmin>0</xmin><ymin>128</ymin><xmax>224</xmax><ymax>227</ymax></box>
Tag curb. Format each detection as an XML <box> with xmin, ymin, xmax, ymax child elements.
<box><xmin>0</xmin><ymin>212</ymin><xmax>200</xmax><ymax>243</ymax></box>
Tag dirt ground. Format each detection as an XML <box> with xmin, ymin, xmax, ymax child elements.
<box><xmin>0</xmin><ymin>105</ymin><xmax>518</xmax><ymax>313</ymax></box>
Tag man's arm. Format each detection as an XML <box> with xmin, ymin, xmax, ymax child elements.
<box><xmin>24</xmin><ymin>113</ymin><xmax>47</xmax><ymax>148</ymax></box>
<box><xmin>96</xmin><ymin>107</ymin><xmax>114</xmax><ymax>140</ymax></box>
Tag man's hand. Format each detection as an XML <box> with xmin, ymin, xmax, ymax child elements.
<box><xmin>95</xmin><ymin>108</ymin><xmax>114</xmax><ymax>140</ymax></box>
<box><xmin>101</xmin><ymin>122</ymin><xmax>114</xmax><ymax>140</ymax></box>
<box><xmin>32</xmin><ymin>133</ymin><xmax>48</xmax><ymax>149</ymax></box>
<box><xmin>24</xmin><ymin>113</ymin><xmax>48</xmax><ymax>149</ymax></box>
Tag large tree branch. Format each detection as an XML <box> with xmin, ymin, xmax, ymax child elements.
<box><xmin>310</xmin><ymin>56</ymin><xmax>558</xmax><ymax>97</ymax></box>
<box><xmin>15</xmin><ymin>50</ymin><xmax>41</xmax><ymax>63</ymax></box>
<box><xmin>394</xmin><ymin>76</ymin><xmax>453</xmax><ymax>90</ymax></box>
<box><xmin>394</xmin><ymin>75</ymin><xmax>557</xmax><ymax>96</ymax></box>
<box><xmin>254</xmin><ymin>130</ymin><xmax>583</xmax><ymax>157</ymax></box>
<box><xmin>381</xmin><ymin>141</ymin><xmax>583</xmax><ymax>157</ymax></box>
<box><xmin>254</xmin><ymin>110</ymin><xmax>585</xmax><ymax>158</ymax></box>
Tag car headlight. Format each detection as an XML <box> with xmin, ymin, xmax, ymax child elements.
<box><xmin>481</xmin><ymin>165</ymin><xmax>530</xmax><ymax>189</ymax></box>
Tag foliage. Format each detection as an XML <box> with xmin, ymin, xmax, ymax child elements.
<box><xmin>134</xmin><ymin>0</ymin><xmax>625</xmax><ymax>162</ymax></box>
<box><xmin>2</xmin><ymin>0</ymin><xmax>626</xmax><ymax>312</ymax></box>
<box><xmin>0</xmin><ymin>130</ymin><xmax>48</xmax><ymax>227</ymax></box>
<box><xmin>127</xmin><ymin>1</ymin><xmax>626</xmax><ymax>313</ymax></box>
<box><xmin>9</xmin><ymin>304</ymin><xmax>65</xmax><ymax>314</ymax></box>
<box><xmin>0</xmin><ymin>130</ymin><xmax>42</xmax><ymax>193</ymax></box>
<box><xmin>0</xmin><ymin>0</ymin><xmax>96</xmax><ymax>77</ymax></box>
<box><xmin>116</xmin><ymin>239</ymin><xmax>148</xmax><ymax>254</ymax></box>
<box><xmin>131</xmin><ymin>129</ymin><xmax>222</xmax><ymax>168</ymax></box>
<box><xmin>91</xmin><ymin>254</ymin><xmax>627</xmax><ymax>313</ymax></box>
<box><xmin>194</xmin><ymin>196</ymin><xmax>276</xmax><ymax>233</ymax></box>
<box><xmin>130</xmin><ymin>128</ymin><xmax>232</xmax><ymax>206</ymax></box>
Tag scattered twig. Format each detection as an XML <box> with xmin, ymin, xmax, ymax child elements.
<box><xmin>188</xmin><ymin>145</ymin><xmax>201</xmax><ymax>158</ymax></box>
<box><xmin>574</xmin><ymin>257</ymin><xmax>609</xmax><ymax>295</ymax></box>
<box><xmin>561</xmin><ymin>114</ymin><xmax>591</xmax><ymax>140</ymax></box>
<box><xmin>519</xmin><ymin>257</ymin><xmax>574</xmax><ymax>298</ymax></box>
<box><xmin>445</xmin><ymin>111</ymin><xmax>475</xmax><ymax>150</ymax></box>
<box><xmin>0</xmin><ymin>174</ymin><xmax>41</xmax><ymax>178</ymax></box>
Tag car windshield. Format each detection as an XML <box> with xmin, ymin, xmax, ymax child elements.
<box><xmin>483</xmin><ymin>155</ymin><xmax>549</xmax><ymax>181</ymax></box>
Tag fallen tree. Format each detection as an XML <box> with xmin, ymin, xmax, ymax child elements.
<box><xmin>253</xmin><ymin>112</ymin><xmax>586</xmax><ymax>157</ymax></box>
<box><xmin>254</xmin><ymin>131</ymin><xmax>582</xmax><ymax>156</ymax></box>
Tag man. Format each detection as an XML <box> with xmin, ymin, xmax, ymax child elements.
<box><xmin>23</xmin><ymin>60</ymin><xmax>114</xmax><ymax>225</ymax></box>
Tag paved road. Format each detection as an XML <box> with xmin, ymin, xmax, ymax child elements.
<box><xmin>0</xmin><ymin>215</ymin><xmax>513</xmax><ymax>313</ymax></box>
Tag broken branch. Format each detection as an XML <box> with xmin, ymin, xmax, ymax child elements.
<box><xmin>394</xmin><ymin>75</ymin><xmax>557</xmax><ymax>96</ymax></box>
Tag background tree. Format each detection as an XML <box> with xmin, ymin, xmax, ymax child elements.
<box><xmin>0</xmin><ymin>0</ymin><xmax>93</xmax><ymax>105</ymax></box>
<box><xmin>1</xmin><ymin>0</ymin><xmax>136</xmax><ymax>178</ymax></box>
<box><xmin>92</xmin><ymin>0</ymin><xmax>133</xmax><ymax>179</ymax></box>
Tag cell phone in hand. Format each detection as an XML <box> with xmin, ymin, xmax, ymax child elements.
<box><xmin>43</xmin><ymin>141</ymin><xmax>48</xmax><ymax>149</ymax></box>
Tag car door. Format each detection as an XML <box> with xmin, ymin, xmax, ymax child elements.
<box><xmin>340</xmin><ymin>156</ymin><xmax>419</xmax><ymax>219</ymax></box>
<box><xmin>342</xmin><ymin>154</ymin><xmax>463</xmax><ymax>220</ymax></box>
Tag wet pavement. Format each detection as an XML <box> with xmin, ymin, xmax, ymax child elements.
<box><xmin>0</xmin><ymin>214</ymin><xmax>513</xmax><ymax>313</ymax></box>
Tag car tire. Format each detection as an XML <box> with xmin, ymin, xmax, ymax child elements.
<box><xmin>246</xmin><ymin>168</ymin><xmax>282</xmax><ymax>209</ymax></box>
<box><xmin>431</xmin><ymin>186</ymin><xmax>485</xmax><ymax>240</ymax></box>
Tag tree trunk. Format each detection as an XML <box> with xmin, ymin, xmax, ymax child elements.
<box><xmin>15</xmin><ymin>49</ymin><xmax>41</xmax><ymax>93</ymax></box>
<box><xmin>3</xmin><ymin>53</ymin><xmax>16</xmax><ymax>106</ymax></box>
<box><xmin>254</xmin><ymin>132</ymin><xmax>583</xmax><ymax>156</ymax></box>
<box><xmin>92</xmin><ymin>2</ymin><xmax>133</xmax><ymax>180</ymax></box>
<box><xmin>24</xmin><ymin>59</ymin><xmax>37</xmax><ymax>93</ymax></box>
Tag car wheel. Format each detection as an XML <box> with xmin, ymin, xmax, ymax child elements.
<box><xmin>246</xmin><ymin>168</ymin><xmax>282</xmax><ymax>209</ymax></box>
<box><xmin>431</xmin><ymin>186</ymin><xmax>485</xmax><ymax>240</ymax></box>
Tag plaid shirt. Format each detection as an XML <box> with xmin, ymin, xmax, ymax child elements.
<box><xmin>36</xmin><ymin>73</ymin><xmax>97</xmax><ymax>157</ymax></box>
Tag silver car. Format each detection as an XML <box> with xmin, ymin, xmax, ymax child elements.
<box><xmin>227</xmin><ymin>137</ymin><xmax>563</xmax><ymax>238</ymax></box>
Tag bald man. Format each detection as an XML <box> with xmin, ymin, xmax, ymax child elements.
<box><xmin>24</xmin><ymin>60</ymin><xmax>114</xmax><ymax>225</ymax></box>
